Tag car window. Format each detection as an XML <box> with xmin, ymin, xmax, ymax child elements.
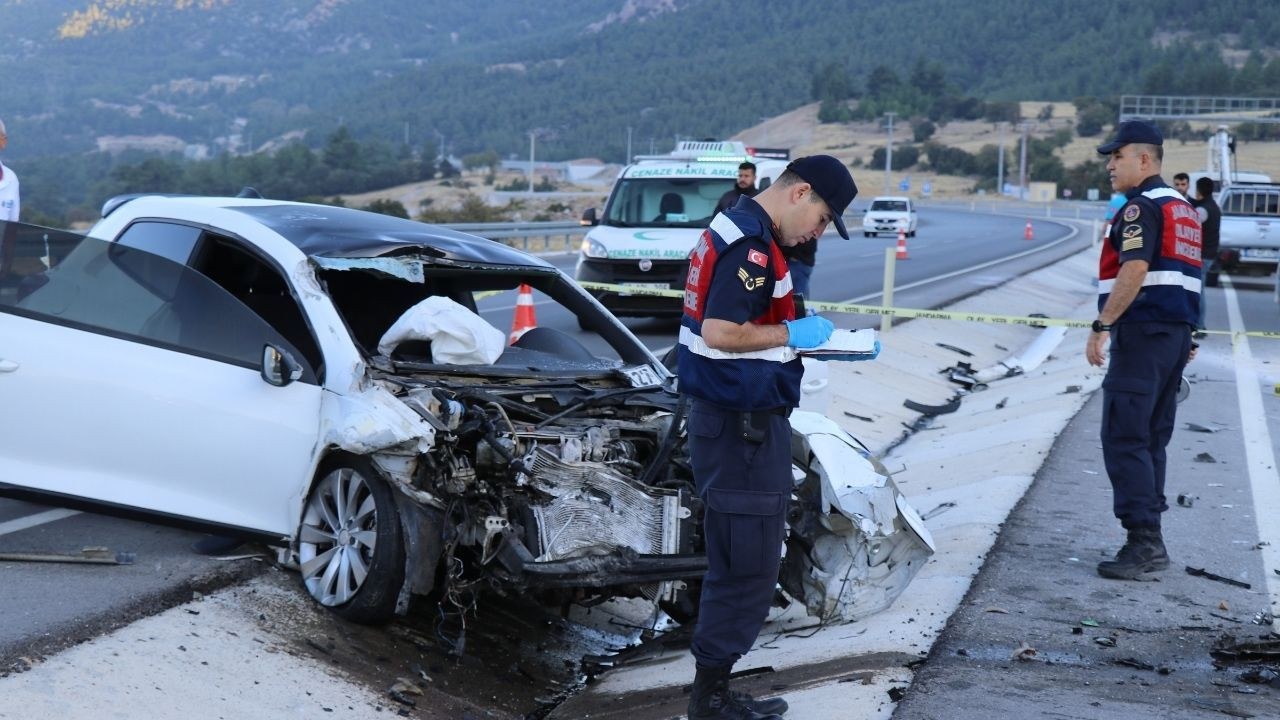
<box><xmin>1224</xmin><ymin>191</ymin><xmax>1280</xmax><ymax>217</ymax></box>
<box><xmin>190</xmin><ymin>234</ymin><xmax>324</xmax><ymax>378</ymax></box>
<box><xmin>116</xmin><ymin>221</ymin><xmax>201</xmax><ymax>265</ymax></box>
<box><xmin>0</xmin><ymin>221</ymin><xmax>316</xmax><ymax>382</ymax></box>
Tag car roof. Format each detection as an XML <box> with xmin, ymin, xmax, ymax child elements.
<box><xmin>870</xmin><ymin>196</ymin><xmax>912</xmax><ymax>203</ymax></box>
<box><xmin>108</xmin><ymin>196</ymin><xmax>554</xmax><ymax>268</ymax></box>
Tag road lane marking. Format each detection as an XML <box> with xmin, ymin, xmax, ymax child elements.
<box><xmin>841</xmin><ymin>220</ymin><xmax>1081</xmax><ymax>304</ymax></box>
<box><xmin>1223</xmin><ymin>279</ymin><xmax>1280</xmax><ymax>633</ymax></box>
<box><xmin>0</xmin><ymin>508</ymin><xmax>80</xmax><ymax>537</ymax></box>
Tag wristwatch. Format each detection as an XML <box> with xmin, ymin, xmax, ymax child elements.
<box><xmin>1091</xmin><ymin>319</ymin><xmax>1112</xmax><ymax>333</ymax></box>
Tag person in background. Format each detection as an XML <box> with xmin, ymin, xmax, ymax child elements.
<box><xmin>0</xmin><ymin>118</ymin><xmax>18</xmax><ymax>222</ymax></box>
<box><xmin>715</xmin><ymin>161</ymin><xmax>759</xmax><ymax>215</ymax></box>
<box><xmin>1172</xmin><ymin>172</ymin><xmax>1191</xmax><ymax>201</ymax></box>
<box><xmin>1103</xmin><ymin>190</ymin><xmax>1127</xmax><ymax>241</ymax></box>
<box><xmin>1191</xmin><ymin>176</ymin><xmax>1220</xmax><ymax>338</ymax></box>
<box><xmin>0</xmin><ymin>118</ymin><xmax>20</xmax><ymax>293</ymax></box>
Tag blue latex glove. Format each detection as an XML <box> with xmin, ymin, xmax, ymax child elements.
<box><xmin>815</xmin><ymin>339</ymin><xmax>880</xmax><ymax>362</ymax></box>
<box><xmin>784</xmin><ymin>315</ymin><xmax>835</xmax><ymax>349</ymax></box>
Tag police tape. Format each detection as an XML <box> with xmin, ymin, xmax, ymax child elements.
<box><xmin>574</xmin><ymin>281</ymin><xmax>1280</xmax><ymax>340</ymax></box>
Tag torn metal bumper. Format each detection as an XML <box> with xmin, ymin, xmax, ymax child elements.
<box><xmin>784</xmin><ymin>411</ymin><xmax>936</xmax><ymax>623</ymax></box>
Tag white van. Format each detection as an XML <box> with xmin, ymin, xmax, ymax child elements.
<box><xmin>574</xmin><ymin>141</ymin><xmax>787</xmax><ymax>320</ymax></box>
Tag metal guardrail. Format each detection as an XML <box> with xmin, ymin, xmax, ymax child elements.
<box><xmin>1119</xmin><ymin>94</ymin><xmax>1280</xmax><ymax>123</ymax></box>
<box><xmin>444</xmin><ymin>220</ymin><xmax>587</xmax><ymax>253</ymax></box>
<box><xmin>446</xmin><ymin>199</ymin><xmax>1114</xmax><ymax>255</ymax></box>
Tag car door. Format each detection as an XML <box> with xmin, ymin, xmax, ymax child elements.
<box><xmin>0</xmin><ymin>222</ymin><xmax>322</xmax><ymax>537</ymax></box>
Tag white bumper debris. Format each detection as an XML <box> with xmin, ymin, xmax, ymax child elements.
<box><xmin>788</xmin><ymin>411</ymin><xmax>936</xmax><ymax>622</ymax></box>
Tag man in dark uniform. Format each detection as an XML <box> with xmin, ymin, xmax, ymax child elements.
<box><xmin>1191</xmin><ymin>175</ymin><xmax>1221</xmax><ymax>335</ymax></box>
<box><xmin>679</xmin><ymin>155</ymin><xmax>856</xmax><ymax>719</ymax></box>
<box><xmin>1087</xmin><ymin>120</ymin><xmax>1202</xmax><ymax>580</ymax></box>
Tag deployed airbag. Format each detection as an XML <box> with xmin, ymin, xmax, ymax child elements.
<box><xmin>377</xmin><ymin>296</ymin><xmax>505</xmax><ymax>365</ymax></box>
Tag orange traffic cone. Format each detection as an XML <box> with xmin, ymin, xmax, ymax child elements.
<box><xmin>1024</xmin><ymin>221</ymin><xmax>1034</xmax><ymax>241</ymax></box>
<box><xmin>509</xmin><ymin>283</ymin><xmax>537</xmax><ymax>344</ymax></box>
<box><xmin>895</xmin><ymin>227</ymin><xmax>909</xmax><ymax>260</ymax></box>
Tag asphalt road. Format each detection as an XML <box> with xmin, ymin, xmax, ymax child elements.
<box><xmin>473</xmin><ymin>207</ymin><xmax>1090</xmax><ymax>354</ymax></box>
<box><xmin>893</xmin><ymin>275</ymin><xmax>1280</xmax><ymax>719</ymax></box>
<box><xmin>1</xmin><ymin>206</ymin><xmax>1269</xmax><ymax>679</ymax></box>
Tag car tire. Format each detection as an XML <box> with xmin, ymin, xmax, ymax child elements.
<box><xmin>864</xmin><ymin>232</ymin><xmax>873</xmax><ymax>238</ymax></box>
<box><xmin>298</xmin><ymin>456</ymin><xmax>405</xmax><ymax>624</ymax></box>
<box><xmin>577</xmin><ymin>315</ymin><xmax>593</xmax><ymax>331</ymax></box>
<box><xmin>909</xmin><ymin>230</ymin><xmax>916</xmax><ymax>238</ymax></box>
<box><xmin>1206</xmin><ymin>271</ymin><xmax>1219</xmax><ymax>288</ymax></box>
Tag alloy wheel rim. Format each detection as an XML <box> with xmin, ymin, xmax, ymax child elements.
<box><xmin>299</xmin><ymin>468</ymin><xmax>378</xmax><ymax>606</ymax></box>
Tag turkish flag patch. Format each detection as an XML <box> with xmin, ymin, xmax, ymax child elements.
<box><xmin>747</xmin><ymin>249</ymin><xmax>768</xmax><ymax>267</ymax></box>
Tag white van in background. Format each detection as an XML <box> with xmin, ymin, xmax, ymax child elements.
<box><xmin>574</xmin><ymin>141</ymin><xmax>788</xmax><ymax>321</ymax></box>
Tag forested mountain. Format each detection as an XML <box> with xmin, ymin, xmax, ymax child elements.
<box><xmin>4</xmin><ymin>0</ymin><xmax>1280</xmax><ymax>223</ymax></box>
<box><xmin>4</xmin><ymin>0</ymin><xmax>1280</xmax><ymax>163</ymax></box>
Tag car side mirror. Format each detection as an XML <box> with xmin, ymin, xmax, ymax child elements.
<box><xmin>261</xmin><ymin>344</ymin><xmax>302</xmax><ymax>387</ymax></box>
<box><xmin>580</xmin><ymin>208</ymin><xmax>598</xmax><ymax>226</ymax></box>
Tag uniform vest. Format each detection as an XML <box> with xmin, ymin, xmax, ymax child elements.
<box><xmin>1098</xmin><ymin>183</ymin><xmax>1201</xmax><ymax>326</ymax></box>
<box><xmin>678</xmin><ymin>206</ymin><xmax>801</xmax><ymax>410</ymax></box>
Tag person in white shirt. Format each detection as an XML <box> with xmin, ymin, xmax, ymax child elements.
<box><xmin>0</xmin><ymin>118</ymin><xmax>19</xmax><ymax>222</ymax></box>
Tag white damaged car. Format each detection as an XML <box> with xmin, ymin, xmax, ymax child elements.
<box><xmin>0</xmin><ymin>196</ymin><xmax>932</xmax><ymax>625</ymax></box>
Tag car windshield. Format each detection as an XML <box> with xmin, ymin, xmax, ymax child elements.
<box><xmin>316</xmin><ymin>258</ymin><xmax>666</xmax><ymax>384</ymax></box>
<box><xmin>602</xmin><ymin>177</ymin><xmax>735</xmax><ymax>228</ymax></box>
<box><xmin>870</xmin><ymin>200</ymin><xmax>909</xmax><ymax>212</ymax></box>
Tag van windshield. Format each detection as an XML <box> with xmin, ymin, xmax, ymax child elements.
<box><xmin>603</xmin><ymin>177</ymin><xmax>735</xmax><ymax>228</ymax></box>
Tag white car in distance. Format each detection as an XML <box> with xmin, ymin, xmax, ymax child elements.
<box><xmin>862</xmin><ymin>196</ymin><xmax>918</xmax><ymax>238</ymax></box>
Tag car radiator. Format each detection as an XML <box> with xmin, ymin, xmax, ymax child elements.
<box><xmin>524</xmin><ymin>446</ymin><xmax>686</xmax><ymax>563</ymax></box>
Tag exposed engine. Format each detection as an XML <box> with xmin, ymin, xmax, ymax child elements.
<box><xmin>390</xmin><ymin>382</ymin><xmax>696</xmax><ymax>603</ymax></box>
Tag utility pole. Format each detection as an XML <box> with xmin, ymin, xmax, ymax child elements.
<box><xmin>528</xmin><ymin>131</ymin><xmax>536</xmax><ymax>195</ymax></box>
<box><xmin>997</xmin><ymin>122</ymin><xmax>1005</xmax><ymax>196</ymax></box>
<box><xmin>883</xmin><ymin>112</ymin><xmax>897</xmax><ymax>194</ymax></box>
<box><xmin>1017</xmin><ymin>122</ymin><xmax>1031</xmax><ymax>200</ymax></box>
<box><xmin>626</xmin><ymin>126</ymin><xmax>632</xmax><ymax>163</ymax></box>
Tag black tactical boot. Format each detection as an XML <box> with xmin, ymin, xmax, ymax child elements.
<box><xmin>1097</xmin><ymin>527</ymin><xmax>1169</xmax><ymax>579</ymax></box>
<box><xmin>688</xmin><ymin>664</ymin><xmax>784</xmax><ymax>720</ymax></box>
<box><xmin>729</xmin><ymin>688</ymin><xmax>789</xmax><ymax>716</ymax></box>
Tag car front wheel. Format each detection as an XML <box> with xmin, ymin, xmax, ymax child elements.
<box><xmin>298</xmin><ymin>457</ymin><xmax>404</xmax><ymax>623</ymax></box>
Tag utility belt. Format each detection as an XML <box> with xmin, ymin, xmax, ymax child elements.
<box><xmin>689</xmin><ymin>398</ymin><xmax>792</xmax><ymax>443</ymax></box>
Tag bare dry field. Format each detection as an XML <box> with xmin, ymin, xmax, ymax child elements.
<box><xmin>345</xmin><ymin>101</ymin><xmax>1280</xmax><ymax>217</ymax></box>
<box><xmin>734</xmin><ymin>101</ymin><xmax>1280</xmax><ymax>199</ymax></box>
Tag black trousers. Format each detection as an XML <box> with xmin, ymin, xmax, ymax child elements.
<box><xmin>1101</xmin><ymin>322</ymin><xmax>1192</xmax><ymax>530</ymax></box>
<box><xmin>687</xmin><ymin>399</ymin><xmax>792</xmax><ymax>668</ymax></box>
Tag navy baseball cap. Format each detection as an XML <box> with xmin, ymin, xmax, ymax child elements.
<box><xmin>787</xmin><ymin>155</ymin><xmax>858</xmax><ymax>239</ymax></box>
<box><xmin>1096</xmin><ymin>120</ymin><xmax>1163</xmax><ymax>155</ymax></box>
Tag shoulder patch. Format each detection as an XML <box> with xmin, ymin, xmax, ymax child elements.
<box><xmin>1121</xmin><ymin>204</ymin><xmax>1140</xmax><ymax>223</ymax></box>
<box><xmin>1121</xmin><ymin>224</ymin><xmax>1142</xmax><ymax>239</ymax></box>
<box><xmin>747</xmin><ymin>248</ymin><xmax>768</xmax><ymax>267</ymax></box>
